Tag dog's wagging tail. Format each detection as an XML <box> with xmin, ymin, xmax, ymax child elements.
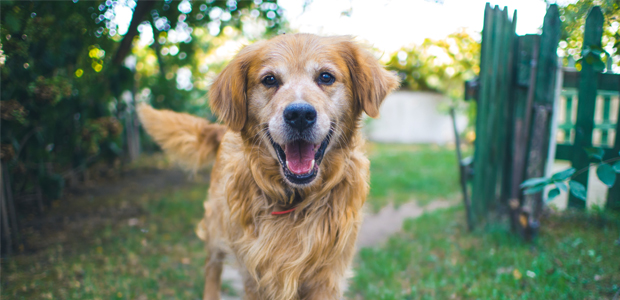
<box><xmin>137</xmin><ymin>33</ymin><xmax>399</xmax><ymax>300</ymax></box>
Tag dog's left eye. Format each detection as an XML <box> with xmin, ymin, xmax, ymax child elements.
<box><xmin>318</xmin><ymin>72</ymin><xmax>335</xmax><ymax>85</ymax></box>
<box><xmin>262</xmin><ymin>75</ymin><xmax>278</xmax><ymax>87</ymax></box>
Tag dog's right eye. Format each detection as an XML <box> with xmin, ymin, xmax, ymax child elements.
<box><xmin>262</xmin><ymin>75</ymin><xmax>278</xmax><ymax>87</ymax></box>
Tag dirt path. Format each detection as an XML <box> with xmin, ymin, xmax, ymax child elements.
<box><xmin>356</xmin><ymin>200</ymin><xmax>455</xmax><ymax>247</ymax></box>
<box><xmin>220</xmin><ymin>199</ymin><xmax>457</xmax><ymax>299</ymax></box>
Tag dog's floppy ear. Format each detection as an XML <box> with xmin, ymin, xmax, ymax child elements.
<box><xmin>209</xmin><ymin>44</ymin><xmax>258</xmax><ymax>131</ymax></box>
<box><xmin>342</xmin><ymin>40</ymin><xmax>400</xmax><ymax>118</ymax></box>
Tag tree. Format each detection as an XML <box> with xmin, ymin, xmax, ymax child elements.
<box><xmin>385</xmin><ymin>29</ymin><xmax>480</xmax><ymax>101</ymax></box>
<box><xmin>553</xmin><ymin>0</ymin><xmax>620</xmax><ymax>69</ymax></box>
<box><xmin>0</xmin><ymin>0</ymin><xmax>284</xmax><ymax>254</ymax></box>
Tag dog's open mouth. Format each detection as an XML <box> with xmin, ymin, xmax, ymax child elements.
<box><xmin>268</xmin><ymin>130</ymin><xmax>332</xmax><ymax>185</ymax></box>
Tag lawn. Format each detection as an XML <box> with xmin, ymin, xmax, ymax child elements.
<box><xmin>3</xmin><ymin>143</ymin><xmax>618</xmax><ymax>300</ymax></box>
<box><xmin>348</xmin><ymin>206</ymin><xmax>620</xmax><ymax>299</ymax></box>
<box><xmin>366</xmin><ymin>143</ymin><xmax>463</xmax><ymax>211</ymax></box>
<box><xmin>2</xmin><ymin>184</ymin><xmax>214</xmax><ymax>300</ymax></box>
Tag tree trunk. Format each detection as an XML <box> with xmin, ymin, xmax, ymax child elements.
<box><xmin>112</xmin><ymin>0</ymin><xmax>156</xmax><ymax>65</ymax></box>
<box><xmin>1</xmin><ymin>164</ymin><xmax>12</xmax><ymax>255</ymax></box>
<box><xmin>2</xmin><ymin>164</ymin><xmax>19</xmax><ymax>245</ymax></box>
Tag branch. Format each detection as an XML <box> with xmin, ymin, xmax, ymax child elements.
<box><xmin>112</xmin><ymin>0</ymin><xmax>156</xmax><ymax>65</ymax></box>
<box><xmin>571</xmin><ymin>156</ymin><xmax>620</xmax><ymax>179</ymax></box>
<box><xmin>14</xmin><ymin>127</ymin><xmax>41</xmax><ymax>161</ymax></box>
<box><xmin>149</xmin><ymin>26</ymin><xmax>166</xmax><ymax>76</ymax></box>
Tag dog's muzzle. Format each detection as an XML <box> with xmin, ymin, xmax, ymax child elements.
<box><xmin>268</xmin><ymin>103</ymin><xmax>332</xmax><ymax>185</ymax></box>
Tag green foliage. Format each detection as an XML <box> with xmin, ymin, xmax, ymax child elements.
<box><xmin>569</xmin><ymin>180</ymin><xmax>588</xmax><ymax>201</ymax></box>
<box><xmin>585</xmin><ymin>146</ymin><xmax>605</xmax><ymax>161</ymax></box>
<box><xmin>554</xmin><ymin>0</ymin><xmax>620</xmax><ymax>69</ymax></box>
<box><xmin>0</xmin><ymin>0</ymin><xmax>284</xmax><ymax>209</ymax></box>
<box><xmin>2</xmin><ymin>1</ymin><xmax>122</xmax><ymax>202</ymax></box>
<box><xmin>548</xmin><ymin>187</ymin><xmax>561</xmax><ymax>200</ymax></box>
<box><xmin>596</xmin><ymin>163</ymin><xmax>616</xmax><ymax>186</ymax></box>
<box><xmin>384</xmin><ymin>29</ymin><xmax>480</xmax><ymax>100</ymax></box>
<box><xmin>349</xmin><ymin>206</ymin><xmax>620</xmax><ymax>299</ymax></box>
<box><xmin>520</xmin><ymin>148</ymin><xmax>620</xmax><ymax>202</ymax></box>
<box><xmin>551</xmin><ymin>168</ymin><xmax>576</xmax><ymax>181</ymax></box>
<box><xmin>579</xmin><ymin>45</ymin><xmax>610</xmax><ymax>71</ymax></box>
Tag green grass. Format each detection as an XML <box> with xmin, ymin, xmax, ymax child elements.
<box><xmin>366</xmin><ymin>143</ymin><xmax>462</xmax><ymax>211</ymax></box>
<box><xmin>5</xmin><ymin>144</ymin><xmax>616</xmax><ymax>300</ymax></box>
<box><xmin>1</xmin><ymin>143</ymin><xmax>462</xmax><ymax>299</ymax></box>
<box><xmin>2</xmin><ymin>184</ymin><xmax>212</xmax><ymax>300</ymax></box>
<box><xmin>348</xmin><ymin>206</ymin><xmax>620</xmax><ymax>300</ymax></box>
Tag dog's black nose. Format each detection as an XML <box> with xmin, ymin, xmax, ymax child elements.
<box><xmin>283</xmin><ymin>103</ymin><xmax>317</xmax><ymax>132</ymax></box>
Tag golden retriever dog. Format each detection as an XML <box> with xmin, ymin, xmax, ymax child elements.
<box><xmin>138</xmin><ymin>33</ymin><xmax>398</xmax><ymax>300</ymax></box>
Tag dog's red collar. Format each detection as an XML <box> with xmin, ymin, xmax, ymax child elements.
<box><xmin>271</xmin><ymin>190</ymin><xmax>301</xmax><ymax>215</ymax></box>
<box><xmin>271</xmin><ymin>207</ymin><xmax>297</xmax><ymax>215</ymax></box>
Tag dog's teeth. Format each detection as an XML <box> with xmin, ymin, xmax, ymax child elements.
<box><xmin>286</xmin><ymin>160</ymin><xmax>290</xmax><ymax>170</ymax></box>
<box><xmin>310</xmin><ymin>159</ymin><xmax>315</xmax><ymax>169</ymax></box>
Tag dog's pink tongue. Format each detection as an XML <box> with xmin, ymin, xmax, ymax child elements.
<box><xmin>285</xmin><ymin>141</ymin><xmax>315</xmax><ymax>175</ymax></box>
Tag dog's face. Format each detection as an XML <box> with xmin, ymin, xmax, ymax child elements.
<box><xmin>209</xmin><ymin>34</ymin><xmax>398</xmax><ymax>187</ymax></box>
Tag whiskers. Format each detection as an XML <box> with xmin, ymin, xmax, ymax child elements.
<box><xmin>329</xmin><ymin>121</ymin><xmax>348</xmax><ymax>151</ymax></box>
<box><xmin>249</xmin><ymin>123</ymin><xmax>271</xmax><ymax>159</ymax></box>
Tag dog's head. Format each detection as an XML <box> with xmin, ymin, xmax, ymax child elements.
<box><xmin>210</xmin><ymin>34</ymin><xmax>398</xmax><ymax>187</ymax></box>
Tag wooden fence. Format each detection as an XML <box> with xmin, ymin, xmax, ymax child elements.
<box><xmin>465</xmin><ymin>4</ymin><xmax>620</xmax><ymax>237</ymax></box>
<box><xmin>462</xmin><ymin>4</ymin><xmax>620</xmax><ymax>239</ymax></box>
<box><xmin>465</xmin><ymin>3</ymin><xmax>561</xmax><ymax>238</ymax></box>
<box><xmin>553</xmin><ymin>7</ymin><xmax>620</xmax><ymax>210</ymax></box>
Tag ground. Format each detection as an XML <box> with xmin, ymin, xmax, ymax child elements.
<box><xmin>349</xmin><ymin>207</ymin><xmax>620</xmax><ymax>300</ymax></box>
<box><xmin>2</xmin><ymin>144</ymin><xmax>618</xmax><ymax>300</ymax></box>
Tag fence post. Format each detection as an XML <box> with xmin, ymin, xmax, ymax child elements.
<box><xmin>520</xmin><ymin>4</ymin><xmax>560</xmax><ymax>239</ymax></box>
<box><xmin>509</xmin><ymin>34</ymin><xmax>538</xmax><ymax>232</ymax></box>
<box><xmin>498</xmin><ymin>7</ymin><xmax>518</xmax><ymax>208</ymax></box>
<box><xmin>568</xmin><ymin>7</ymin><xmax>604</xmax><ymax>209</ymax></box>
<box><xmin>606</xmin><ymin>83</ymin><xmax>620</xmax><ymax>211</ymax></box>
<box><xmin>471</xmin><ymin>4</ymin><xmax>518</xmax><ymax>226</ymax></box>
<box><xmin>482</xmin><ymin>6</ymin><xmax>504</xmax><ymax>211</ymax></box>
<box><xmin>472</xmin><ymin>3</ymin><xmax>495</xmax><ymax>223</ymax></box>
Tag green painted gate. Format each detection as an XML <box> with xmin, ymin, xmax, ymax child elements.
<box><xmin>553</xmin><ymin>7</ymin><xmax>620</xmax><ymax>210</ymax></box>
<box><xmin>465</xmin><ymin>4</ymin><xmax>620</xmax><ymax>238</ymax></box>
<box><xmin>465</xmin><ymin>4</ymin><xmax>560</xmax><ymax>238</ymax></box>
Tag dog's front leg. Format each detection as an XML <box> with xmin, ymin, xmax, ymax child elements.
<box><xmin>302</xmin><ymin>282</ymin><xmax>341</xmax><ymax>300</ymax></box>
<box><xmin>203</xmin><ymin>250</ymin><xmax>226</xmax><ymax>300</ymax></box>
<box><xmin>305</xmin><ymin>289</ymin><xmax>341</xmax><ymax>300</ymax></box>
<box><xmin>242</xmin><ymin>276</ymin><xmax>260</xmax><ymax>300</ymax></box>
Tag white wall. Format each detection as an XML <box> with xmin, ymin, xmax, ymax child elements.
<box><xmin>364</xmin><ymin>90</ymin><xmax>468</xmax><ymax>144</ymax></box>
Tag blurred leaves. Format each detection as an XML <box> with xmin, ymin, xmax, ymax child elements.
<box><xmin>596</xmin><ymin>163</ymin><xmax>616</xmax><ymax>187</ymax></box>
<box><xmin>551</xmin><ymin>168</ymin><xmax>576</xmax><ymax>181</ymax></box>
<box><xmin>585</xmin><ymin>146</ymin><xmax>605</xmax><ymax>161</ymax></box>
<box><xmin>521</xmin><ymin>176</ymin><xmax>551</xmax><ymax>188</ymax></box>
<box><xmin>578</xmin><ymin>45</ymin><xmax>609</xmax><ymax>71</ymax></box>
<box><xmin>554</xmin><ymin>0</ymin><xmax>620</xmax><ymax>70</ymax></box>
<box><xmin>555</xmin><ymin>181</ymin><xmax>568</xmax><ymax>192</ymax></box>
<box><xmin>547</xmin><ymin>187</ymin><xmax>561</xmax><ymax>200</ymax></box>
<box><xmin>0</xmin><ymin>0</ymin><xmax>284</xmax><ymax>208</ymax></box>
<box><xmin>568</xmin><ymin>180</ymin><xmax>587</xmax><ymax>200</ymax></box>
<box><xmin>385</xmin><ymin>29</ymin><xmax>480</xmax><ymax>101</ymax></box>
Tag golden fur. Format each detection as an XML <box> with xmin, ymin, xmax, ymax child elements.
<box><xmin>138</xmin><ymin>33</ymin><xmax>398</xmax><ymax>300</ymax></box>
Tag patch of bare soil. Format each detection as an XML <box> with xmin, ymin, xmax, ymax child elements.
<box><xmin>356</xmin><ymin>200</ymin><xmax>455</xmax><ymax>247</ymax></box>
<box><xmin>15</xmin><ymin>165</ymin><xmax>208</xmax><ymax>255</ymax></box>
